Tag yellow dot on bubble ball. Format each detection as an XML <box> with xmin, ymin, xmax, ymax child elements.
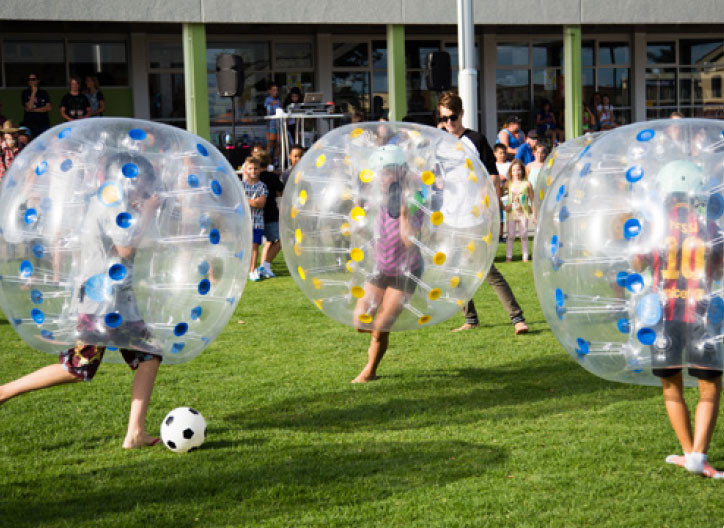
<box><xmin>450</xmin><ymin>276</ymin><xmax>461</xmax><ymax>288</ymax></box>
<box><xmin>539</xmin><ymin>189</ymin><xmax>544</xmax><ymax>200</ymax></box>
<box><xmin>290</xmin><ymin>205</ymin><xmax>299</xmax><ymax>219</ymax></box>
<box><xmin>468</xmin><ymin>171</ymin><xmax>478</xmax><ymax>182</ymax></box>
<box><xmin>312</xmin><ymin>278</ymin><xmax>323</xmax><ymax>290</ymax></box>
<box><xmin>351</xmin><ymin>206</ymin><xmax>366</xmax><ymax>221</ymax></box>
<box><xmin>360</xmin><ymin>169</ymin><xmax>374</xmax><ymax>183</ymax></box>
<box><xmin>465</xmin><ymin>158</ymin><xmax>474</xmax><ymax>171</ymax></box>
<box><xmin>101</xmin><ymin>183</ymin><xmax>121</xmax><ymax>205</ymax></box>
<box><xmin>350</xmin><ymin>248</ymin><xmax>364</xmax><ymax>262</ymax></box>
<box><xmin>457</xmin><ymin>299</ymin><xmax>465</xmax><ymax>306</ymax></box>
<box><xmin>418</xmin><ymin>315</ymin><xmax>432</xmax><ymax>325</ymax></box>
<box><xmin>466</xmin><ymin>242</ymin><xmax>476</xmax><ymax>254</ymax></box>
<box><xmin>409</xmin><ymin>130</ymin><xmax>421</xmax><ymax>138</ymax></box>
<box><xmin>428</xmin><ymin>288</ymin><xmax>441</xmax><ymax>301</ymax></box>
<box><xmin>299</xmin><ymin>190</ymin><xmax>308</xmax><ymax>205</ymax></box>
<box><xmin>433</xmin><ymin>252</ymin><xmax>446</xmax><ymax>266</ymax></box>
<box><xmin>430</xmin><ymin>211</ymin><xmax>444</xmax><ymax>226</ymax></box>
<box><xmin>350</xmin><ymin>128</ymin><xmax>364</xmax><ymax>138</ymax></box>
<box><xmin>547</xmin><ymin>158</ymin><xmax>555</xmax><ymax>169</ymax></box>
<box><xmin>295</xmin><ymin>229</ymin><xmax>303</xmax><ymax>243</ymax></box>
<box><xmin>547</xmin><ymin>175</ymin><xmax>553</xmax><ymax>186</ymax></box>
<box><xmin>294</xmin><ymin>171</ymin><xmax>303</xmax><ymax>184</ymax></box>
<box><xmin>483</xmin><ymin>195</ymin><xmax>490</xmax><ymax>208</ymax></box>
<box><xmin>313</xmin><ymin>299</ymin><xmax>324</xmax><ymax>310</ymax></box>
<box><xmin>316</xmin><ymin>154</ymin><xmax>326</xmax><ymax>168</ymax></box>
<box><xmin>594</xmin><ymin>270</ymin><xmax>604</xmax><ymax>278</ymax></box>
<box><xmin>455</xmin><ymin>142</ymin><xmax>464</xmax><ymax>151</ymax></box>
<box><xmin>358</xmin><ymin>313</ymin><xmax>373</xmax><ymax>324</ymax></box>
<box><xmin>483</xmin><ymin>232</ymin><xmax>492</xmax><ymax>245</ymax></box>
<box><xmin>346</xmin><ymin>260</ymin><xmax>354</xmax><ymax>272</ymax></box>
<box><xmin>471</xmin><ymin>205</ymin><xmax>480</xmax><ymax>217</ymax></box>
<box><xmin>421</xmin><ymin>171</ymin><xmax>435</xmax><ymax>186</ymax></box>
<box><xmin>298</xmin><ymin>266</ymin><xmax>306</xmax><ymax>280</ymax></box>
<box><xmin>340</xmin><ymin>222</ymin><xmax>351</xmax><ymax>236</ymax></box>
<box><xmin>476</xmin><ymin>272</ymin><xmax>484</xmax><ymax>279</ymax></box>
<box><xmin>351</xmin><ymin>286</ymin><xmax>365</xmax><ymax>298</ymax></box>
<box><xmin>294</xmin><ymin>243</ymin><xmax>302</xmax><ymax>257</ymax></box>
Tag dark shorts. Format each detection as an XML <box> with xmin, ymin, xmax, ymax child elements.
<box><xmin>367</xmin><ymin>267</ymin><xmax>422</xmax><ymax>296</ymax></box>
<box><xmin>252</xmin><ymin>228</ymin><xmax>264</xmax><ymax>245</ymax></box>
<box><xmin>651</xmin><ymin>320</ymin><xmax>723</xmax><ymax>380</ymax></box>
<box><xmin>263</xmin><ymin>221</ymin><xmax>279</xmax><ymax>243</ymax></box>
<box><xmin>59</xmin><ymin>314</ymin><xmax>162</xmax><ymax>381</ymax></box>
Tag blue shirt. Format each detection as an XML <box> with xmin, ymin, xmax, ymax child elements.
<box><xmin>515</xmin><ymin>143</ymin><xmax>534</xmax><ymax>165</ymax></box>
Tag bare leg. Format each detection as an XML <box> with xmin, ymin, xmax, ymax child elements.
<box><xmin>123</xmin><ymin>357</ymin><xmax>161</xmax><ymax>449</ymax></box>
<box><xmin>506</xmin><ymin>218</ymin><xmax>515</xmax><ymax>261</ymax></box>
<box><xmin>266</xmin><ymin>240</ymin><xmax>282</xmax><ymax>263</ymax></box>
<box><xmin>662</xmin><ymin>372</ymin><xmax>693</xmax><ymax>455</ymax></box>
<box><xmin>0</xmin><ymin>364</ymin><xmax>79</xmax><ymax>404</ymax></box>
<box><xmin>692</xmin><ymin>376</ymin><xmax>722</xmax><ymax>454</ymax></box>
<box><xmin>249</xmin><ymin>243</ymin><xmax>259</xmax><ymax>273</ymax></box>
<box><xmin>352</xmin><ymin>331</ymin><xmax>389</xmax><ymax>383</ymax></box>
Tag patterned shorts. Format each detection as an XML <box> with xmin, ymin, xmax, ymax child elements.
<box><xmin>59</xmin><ymin>314</ymin><xmax>162</xmax><ymax>381</ymax></box>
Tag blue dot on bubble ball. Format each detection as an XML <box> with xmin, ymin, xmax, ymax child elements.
<box><xmin>197</xmin><ymin>144</ymin><xmax>209</xmax><ymax>157</ymax></box>
<box><xmin>116</xmin><ymin>212</ymin><xmax>132</xmax><ymax>228</ymax></box>
<box><xmin>105</xmin><ymin>312</ymin><xmax>123</xmax><ymax>328</ymax></box>
<box><xmin>188</xmin><ymin>174</ymin><xmax>200</xmax><ymax>188</ymax></box>
<box><xmin>191</xmin><ymin>306</ymin><xmax>203</xmax><ymax>320</ymax></box>
<box><xmin>198</xmin><ymin>279</ymin><xmax>211</xmax><ymax>295</ymax></box>
<box><xmin>128</xmin><ymin>128</ymin><xmax>147</xmax><ymax>141</ymax></box>
<box><xmin>211</xmin><ymin>180</ymin><xmax>222</xmax><ymax>195</ymax></box>
<box><xmin>31</xmin><ymin>309</ymin><xmax>45</xmax><ymax>325</ymax></box>
<box><xmin>58</xmin><ymin>128</ymin><xmax>72</xmax><ymax>139</ymax></box>
<box><xmin>122</xmin><ymin>163</ymin><xmax>139</xmax><ymax>178</ymax></box>
<box><xmin>174</xmin><ymin>323</ymin><xmax>188</xmax><ymax>337</ymax></box>
<box><xmin>60</xmin><ymin>159</ymin><xmax>73</xmax><ymax>172</ymax></box>
<box><xmin>35</xmin><ymin>161</ymin><xmax>48</xmax><ymax>176</ymax></box>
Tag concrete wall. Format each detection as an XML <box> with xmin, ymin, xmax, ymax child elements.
<box><xmin>2</xmin><ymin>0</ymin><xmax>724</xmax><ymax>25</ymax></box>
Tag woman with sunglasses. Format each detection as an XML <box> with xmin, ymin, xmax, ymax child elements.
<box><xmin>21</xmin><ymin>73</ymin><xmax>51</xmax><ymax>140</ymax></box>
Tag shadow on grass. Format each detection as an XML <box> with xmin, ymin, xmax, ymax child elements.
<box><xmin>223</xmin><ymin>355</ymin><xmax>653</xmax><ymax>433</ymax></box>
<box><xmin>0</xmin><ymin>440</ymin><xmax>505</xmax><ymax>526</ymax></box>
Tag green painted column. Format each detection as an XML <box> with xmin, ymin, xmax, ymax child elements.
<box><xmin>182</xmin><ymin>23</ymin><xmax>210</xmax><ymax>140</ymax></box>
<box><xmin>563</xmin><ymin>25</ymin><xmax>582</xmax><ymax>140</ymax></box>
<box><xmin>386</xmin><ymin>24</ymin><xmax>407</xmax><ymax>121</ymax></box>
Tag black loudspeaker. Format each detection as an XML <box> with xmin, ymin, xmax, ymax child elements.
<box><xmin>216</xmin><ymin>54</ymin><xmax>244</xmax><ymax>97</ymax></box>
<box><xmin>425</xmin><ymin>51</ymin><xmax>452</xmax><ymax>92</ymax></box>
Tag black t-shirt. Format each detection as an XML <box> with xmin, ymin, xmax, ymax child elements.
<box><xmin>260</xmin><ymin>171</ymin><xmax>283</xmax><ymax>223</ymax></box>
<box><xmin>21</xmin><ymin>88</ymin><xmax>51</xmax><ymax>126</ymax></box>
<box><xmin>461</xmin><ymin>129</ymin><xmax>499</xmax><ymax>176</ymax></box>
<box><xmin>61</xmin><ymin>93</ymin><xmax>90</xmax><ymax>119</ymax></box>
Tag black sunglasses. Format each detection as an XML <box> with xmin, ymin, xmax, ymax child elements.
<box><xmin>439</xmin><ymin>114</ymin><xmax>458</xmax><ymax>123</ymax></box>
<box><xmin>28</xmin><ymin>77</ymin><xmax>38</xmax><ymax>81</ymax></box>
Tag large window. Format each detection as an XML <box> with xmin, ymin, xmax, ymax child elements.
<box><xmin>496</xmin><ymin>38</ymin><xmax>631</xmax><ymax>133</ymax></box>
<box><xmin>148</xmin><ymin>41</ymin><xmax>185</xmax><ymax>126</ymax></box>
<box><xmin>206</xmin><ymin>39</ymin><xmax>315</xmax><ymax>129</ymax></box>
<box><xmin>646</xmin><ymin>38</ymin><xmax>724</xmax><ymax>119</ymax></box>
<box><xmin>2</xmin><ymin>39</ymin><xmax>128</xmax><ymax>88</ymax></box>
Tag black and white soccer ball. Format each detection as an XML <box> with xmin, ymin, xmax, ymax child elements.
<box><xmin>160</xmin><ymin>407</ymin><xmax>206</xmax><ymax>453</ymax></box>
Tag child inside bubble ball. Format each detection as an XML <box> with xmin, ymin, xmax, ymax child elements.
<box><xmin>352</xmin><ymin>145</ymin><xmax>425</xmax><ymax>383</ymax></box>
<box><xmin>632</xmin><ymin>160</ymin><xmax>724</xmax><ymax>478</ymax></box>
<box><xmin>0</xmin><ymin>152</ymin><xmax>163</xmax><ymax>449</ymax></box>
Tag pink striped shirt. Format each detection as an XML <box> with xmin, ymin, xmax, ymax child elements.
<box><xmin>373</xmin><ymin>208</ymin><xmax>423</xmax><ymax>276</ymax></box>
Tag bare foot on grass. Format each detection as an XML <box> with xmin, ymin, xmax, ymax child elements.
<box><xmin>123</xmin><ymin>432</ymin><xmax>161</xmax><ymax>449</ymax></box>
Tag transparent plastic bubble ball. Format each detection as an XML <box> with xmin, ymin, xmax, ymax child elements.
<box><xmin>534</xmin><ymin>119</ymin><xmax>724</xmax><ymax>385</ymax></box>
<box><xmin>280</xmin><ymin>122</ymin><xmax>499</xmax><ymax>331</ymax></box>
<box><xmin>0</xmin><ymin>119</ymin><xmax>252</xmax><ymax>364</ymax></box>
<box><xmin>533</xmin><ymin>133</ymin><xmax>601</xmax><ymax>216</ymax></box>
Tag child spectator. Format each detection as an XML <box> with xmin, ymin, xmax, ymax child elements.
<box><xmin>264</xmin><ymin>83</ymin><xmax>282</xmax><ymax>166</ymax></box>
<box><xmin>505</xmin><ymin>159</ymin><xmax>535</xmax><ymax>262</ymax></box>
<box><xmin>0</xmin><ymin>121</ymin><xmax>20</xmax><ymax>180</ymax></box>
<box><xmin>493</xmin><ymin>143</ymin><xmax>510</xmax><ymax>242</ymax></box>
<box><xmin>254</xmin><ymin>150</ymin><xmax>284</xmax><ymax>278</ymax></box>
<box><xmin>515</xmin><ymin>130</ymin><xmax>538</xmax><ymax>165</ymax></box>
<box><xmin>21</xmin><ymin>73</ymin><xmax>51</xmax><ymax>139</ymax></box>
<box><xmin>280</xmin><ymin>144</ymin><xmax>304</xmax><ymax>187</ymax></box>
<box><xmin>60</xmin><ymin>76</ymin><xmax>91</xmax><ymax>122</ymax></box>
<box><xmin>526</xmin><ymin>144</ymin><xmax>548</xmax><ymax>192</ymax></box>
<box><xmin>597</xmin><ymin>94</ymin><xmax>616</xmax><ymax>130</ymax></box>
<box><xmin>240</xmin><ymin>157</ymin><xmax>268</xmax><ymax>282</ymax></box>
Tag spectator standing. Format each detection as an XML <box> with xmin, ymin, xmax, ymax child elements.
<box><xmin>84</xmin><ymin>76</ymin><xmax>106</xmax><ymax>117</ymax></box>
<box><xmin>60</xmin><ymin>76</ymin><xmax>91</xmax><ymax>122</ymax></box>
<box><xmin>597</xmin><ymin>93</ymin><xmax>616</xmax><ymax>130</ymax></box>
<box><xmin>280</xmin><ymin>144</ymin><xmax>304</xmax><ymax>186</ymax></box>
<box><xmin>526</xmin><ymin>144</ymin><xmax>548</xmax><ymax>192</ymax></box>
<box><xmin>437</xmin><ymin>92</ymin><xmax>529</xmax><ymax>335</ymax></box>
<box><xmin>254</xmin><ymin>150</ymin><xmax>284</xmax><ymax>279</ymax></box>
<box><xmin>536</xmin><ymin>101</ymin><xmax>564</xmax><ymax>144</ymax></box>
<box><xmin>264</xmin><ymin>83</ymin><xmax>282</xmax><ymax>167</ymax></box>
<box><xmin>0</xmin><ymin>121</ymin><xmax>20</xmax><ymax>180</ymax></box>
<box><xmin>239</xmin><ymin>157</ymin><xmax>268</xmax><ymax>282</ymax></box>
<box><xmin>505</xmin><ymin>159</ymin><xmax>535</xmax><ymax>262</ymax></box>
<box><xmin>282</xmin><ymin>87</ymin><xmax>302</xmax><ymax>143</ymax></box>
<box><xmin>497</xmin><ymin>116</ymin><xmax>525</xmax><ymax>160</ymax></box>
<box><xmin>515</xmin><ymin>130</ymin><xmax>539</xmax><ymax>165</ymax></box>
<box><xmin>21</xmin><ymin>73</ymin><xmax>51</xmax><ymax>139</ymax></box>
<box><xmin>493</xmin><ymin>143</ymin><xmax>510</xmax><ymax>241</ymax></box>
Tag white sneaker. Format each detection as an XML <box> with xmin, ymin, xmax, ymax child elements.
<box><xmin>259</xmin><ymin>266</ymin><xmax>276</xmax><ymax>278</ymax></box>
<box><xmin>249</xmin><ymin>270</ymin><xmax>261</xmax><ymax>282</ymax></box>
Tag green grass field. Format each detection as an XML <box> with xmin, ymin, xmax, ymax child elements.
<box><xmin>2</xmin><ymin>242</ymin><xmax>724</xmax><ymax>527</ymax></box>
